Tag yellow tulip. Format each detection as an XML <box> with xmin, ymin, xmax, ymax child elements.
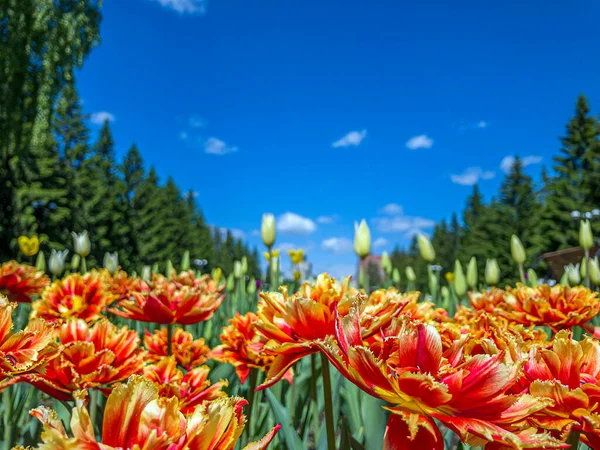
<box><xmin>445</xmin><ymin>272</ymin><xmax>455</xmax><ymax>284</ymax></box>
<box><xmin>18</xmin><ymin>235</ymin><xmax>40</xmax><ymax>256</ymax></box>
<box><xmin>288</xmin><ymin>249</ymin><xmax>305</xmax><ymax>265</ymax></box>
<box><xmin>263</xmin><ymin>249</ymin><xmax>280</xmax><ymax>263</ymax></box>
<box><xmin>293</xmin><ymin>270</ymin><xmax>302</xmax><ymax>281</ymax></box>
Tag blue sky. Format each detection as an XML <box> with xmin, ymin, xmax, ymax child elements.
<box><xmin>78</xmin><ymin>0</ymin><xmax>600</xmax><ymax>278</ymax></box>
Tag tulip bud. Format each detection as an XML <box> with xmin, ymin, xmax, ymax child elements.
<box><xmin>579</xmin><ymin>219</ymin><xmax>594</xmax><ymax>250</ymax></box>
<box><xmin>485</xmin><ymin>258</ymin><xmax>500</xmax><ymax>286</ymax></box>
<box><xmin>417</xmin><ymin>234</ymin><xmax>436</xmax><ymax>262</ymax></box>
<box><xmin>358</xmin><ymin>268</ymin><xmax>365</xmax><ymax>288</ymax></box>
<box><xmin>71</xmin><ymin>254</ymin><xmax>80</xmax><ymax>272</ymax></box>
<box><xmin>35</xmin><ymin>251</ymin><xmax>46</xmax><ymax>271</ymax></box>
<box><xmin>165</xmin><ymin>260</ymin><xmax>173</xmax><ymax>277</ymax></box>
<box><xmin>559</xmin><ymin>269</ymin><xmax>569</xmax><ymax>286</ymax></box>
<box><xmin>226</xmin><ymin>273</ymin><xmax>235</xmax><ymax>291</ymax></box>
<box><xmin>590</xmin><ymin>257</ymin><xmax>600</xmax><ymax>286</ymax></box>
<box><xmin>510</xmin><ymin>235</ymin><xmax>526</xmax><ymax>264</ymax></box>
<box><xmin>527</xmin><ymin>268</ymin><xmax>538</xmax><ymax>286</ymax></box>
<box><xmin>142</xmin><ymin>265</ymin><xmax>152</xmax><ymax>281</ymax></box>
<box><xmin>580</xmin><ymin>258</ymin><xmax>587</xmax><ymax>278</ymax></box>
<box><xmin>49</xmin><ymin>249</ymin><xmax>69</xmax><ymax>276</ymax></box>
<box><xmin>428</xmin><ymin>269</ymin><xmax>438</xmax><ymax>297</ymax></box>
<box><xmin>103</xmin><ymin>252</ymin><xmax>119</xmax><ymax>274</ymax></box>
<box><xmin>233</xmin><ymin>260</ymin><xmax>242</xmax><ymax>279</ymax></box>
<box><xmin>567</xmin><ymin>264</ymin><xmax>581</xmax><ymax>286</ymax></box>
<box><xmin>405</xmin><ymin>266</ymin><xmax>416</xmax><ymax>282</ymax></box>
<box><xmin>441</xmin><ymin>286</ymin><xmax>450</xmax><ymax>303</ymax></box>
<box><xmin>212</xmin><ymin>267</ymin><xmax>222</xmax><ymax>282</ymax></box>
<box><xmin>241</xmin><ymin>256</ymin><xmax>248</xmax><ymax>275</ymax></box>
<box><xmin>293</xmin><ymin>270</ymin><xmax>302</xmax><ymax>282</ymax></box>
<box><xmin>467</xmin><ymin>256</ymin><xmax>478</xmax><ymax>289</ymax></box>
<box><xmin>247</xmin><ymin>277</ymin><xmax>257</xmax><ymax>295</ymax></box>
<box><xmin>71</xmin><ymin>231</ymin><xmax>91</xmax><ymax>257</ymax></box>
<box><xmin>381</xmin><ymin>252</ymin><xmax>392</xmax><ymax>274</ymax></box>
<box><xmin>453</xmin><ymin>260</ymin><xmax>467</xmax><ymax>297</ymax></box>
<box><xmin>353</xmin><ymin>220</ymin><xmax>371</xmax><ymax>258</ymax></box>
<box><xmin>152</xmin><ymin>263</ymin><xmax>159</xmax><ymax>274</ymax></box>
<box><xmin>392</xmin><ymin>267</ymin><xmax>401</xmax><ymax>284</ymax></box>
<box><xmin>181</xmin><ymin>250</ymin><xmax>190</xmax><ymax>271</ymax></box>
<box><xmin>261</xmin><ymin>213</ymin><xmax>276</xmax><ymax>248</ymax></box>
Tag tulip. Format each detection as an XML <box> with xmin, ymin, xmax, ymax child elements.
<box><xmin>241</xmin><ymin>256</ymin><xmax>248</xmax><ymax>275</ymax></box>
<box><xmin>579</xmin><ymin>219</ymin><xmax>594</xmax><ymax>250</ymax></box>
<box><xmin>71</xmin><ymin>231</ymin><xmax>90</xmax><ymax>257</ymax></box>
<box><xmin>35</xmin><ymin>251</ymin><xmax>46</xmax><ymax>271</ymax></box>
<box><xmin>381</xmin><ymin>252</ymin><xmax>392</xmax><ymax>274</ymax></box>
<box><xmin>247</xmin><ymin>277</ymin><xmax>257</xmax><ymax>295</ymax></box>
<box><xmin>485</xmin><ymin>258</ymin><xmax>500</xmax><ymax>286</ymax></box>
<box><xmin>288</xmin><ymin>249</ymin><xmax>305</xmax><ymax>265</ymax></box>
<box><xmin>428</xmin><ymin>268</ymin><xmax>438</xmax><ymax>298</ymax></box>
<box><xmin>559</xmin><ymin>269</ymin><xmax>569</xmax><ymax>286</ymax></box>
<box><xmin>165</xmin><ymin>260</ymin><xmax>173</xmax><ymax>277</ymax></box>
<box><xmin>527</xmin><ymin>268</ymin><xmax>538</xmax><ymax>286</ymax></box>
<box><xmin>441</xmin><ymin>285</ymin><xmax>450</xmax><ymax>304</ymax></box>
<box><xmin>263</xmin><ymin>249</ymin><xmax>280</xmax><ymax>262</ymax></box>
<box><xmin>580</xmin><ymin>257</ymin><xmax>588</xmax><ymax>278</ymax></box>
<box><xmin>181</xmin><ymin>250</ymin><xmax>190</xmax><ymax>270</ymax></box>
<box><xmin>18</xmin><ymin>235</ymin><xmax>40</xmax><ymax>257</ymax></box>
<box><xmin>354</xmin><ymin>219</ymin><xmax>371</xmax><ymax>258</ymax></box>
<box><xmin>293</xmin><ymin>270</ymin><xmax>302</xmax><ymax>281</ymax></box>
<box><xmin>261</xmin><ymin>213</ymin><xmax>276</xmax><ymax>248</ymax></box>
<box><xmin>103</xmin><ymin>252</ymin><xmax>119</xmax><ymax>274</ymax></box>
<box><xmin>0</xmin><ymin>261</ymin><xmax>50</xmax><ymax>303</ymax></box>
<box><xmin>141</xmin><ymin>265</ymin><xmax>152</xmax><ymax>281</ymax></box>
<box><xmin>227</xmin><ymin>273</ymin><xmax>235</xmax><ymax>292</ymax></box>
<box><xmin>590</xmin><ymin>257</ymin><xmax>600</xmax><ymax>286</ymax></box>
<box><xmin>71</xmin><ymin>254</ymin><xmax>80</xmax><ymax>271</ymax></box>
<box><xmin>417</xmin><ymin>234</ymin><xmax>436</xmax><ymax>262</ymax></box>
<box><xmin>467</xmin><ymin>256</ymin><xmax>478</xmax><ymax>289</ymax></box>
<box><xmin>510</xmin><ymin>235</ymin><xmax>526</xmax><ymax>264</ymax></box>
<box><xmin>49</xmin><ymin>249</ymin><xmax>69</xmax><ymax>276</ymax></box>
<box><xmin>392</xmin><ymin>267</ymin><xmax>401</xmax><ymax>284</ymax></box>
<box><xmin>405</xmin><ymin>266</ymin><xmax>416</xmax><ymax>281</ymax></box>
<box><xmin>212</xmin><ymin>267</ymin><xmax>222</xmax><ymax>282</ymax></box>
<box><xmin>453</xmin><ymin>260</ymin><xmax>467</xmax><ymax>298</ymax></box>
<box><xmin>233</xmin><ymin>261</ymin><xmax>242</xmax><ymax>279</ymax></box>
<box><xmin>567</xmin><ymin>264</ymin><xmax>581</xmax><ymax>286</ymax></box>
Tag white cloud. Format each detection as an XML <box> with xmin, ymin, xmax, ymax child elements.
<box><xmin>322</xmin><ymin>237</ymin><xmax>354</xmax><ymax>254</ymax></box>
<box><xmin>251</xmin><ymin>229</ymin><xmax>261</xmax><ymax>237</ymax></box>
<box><xmin>278</xmin><ymin>242</ymin><xmax>297</xmax><ymax>252</ymax></box>
<box><xmin>477</xmin><ymin>121</ymin><xmax>488</xmax><ymax>128</ymax></box>
<box><xmin>373</xmin><ymin>237</ymin><xmax>388</xmax><ymax>248</ymax></box>
<box><xmin>317</xmin><ymin>215</ymin><xmax>338</xmax><ymax>224</ymax></box>
<box><xmin>188</xmin><ymin>116</ymin><xmax>205</xmax><ymax>128</ymax></box>
<box><xmin>373</xmin><ymin>216</ymin><xmax>436</xmax><ymax>236</ymax></box>
<box><xmin>500</xmin><ymin>155</ymin><xmax>543</xmax><ymax>173</ymax></box>
<box><xmin>179</xmin><ymin>131</ymin><xmax>189</xmax><ymax>141</ymax></box>
<box><xmin>332</xmin><ymin>129</ymin><xmax>367</xmax><ymax>148</ymax></box>
<box><xmin>151</xmin><ymin>0</ymin><xmax>207</xmax><ymax>14</ymax></box>
<box><xmin>323</xmin><ymin>263</ymin><xmax>357</xmax><ymax>280</ymax></box>
<box><xmin>205</xmin><ymin>137</ymin><xmax>238</xmax><ymax>155</ymax></box>
<box><xmin>405</xmin><ymin>134</ymin><xmax>433</xmax><ymax>150</ymax></box>
<box><xmin>90</xmin><ymin>111</ymin><xmax>115</xmax><ymax>125</ymax></box>
<box><xmin>276</xmin><ymin>212</ymin><xmax>317</xmax><ymax>235</ymax></box>
<box><xmin>451</xmin><ymin>167</ymin><xmax>495</xmax><ymax>186</ymax></box>
<box><xmin>379</xmin><ymin>203</ymin><xmax>403</xmax><ymax>216</ymax></box>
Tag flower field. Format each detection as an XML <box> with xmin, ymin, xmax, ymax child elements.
<box><xmin>1</xmin><ymin>219</ymin><xmax>600</xmax><ymax>450</ymax></box>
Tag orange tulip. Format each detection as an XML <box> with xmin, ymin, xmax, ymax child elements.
<box><xmin>143</xmin><ymin>356</ymin><xmax>227</xmax><ymax>413</ymax></box>
<box><xmin>22</xmin><ymin>319</ymin><xmax>146</xmax><ymax>400</ymax></box>
<box><xmin>0</xmin><ymin>261</ymin><xmax>49</xmax><ymax>303</ymax></box>
<box><xmin>144</xmin><ymin>327</ymin><xmax>210</xmax><ymax>369</ymax></box>
<box><xmin>319</xmin><ymin>305</ymin><xmax>564</xmax><ymax>448</ymax></box>
<box><xmin>0</xmin><ymin>297</ymin><xmax>56</xmax><ymax>384</ymax></box>
<box><xmin>16</xmin><ymin>375</ymin><xmax>281</xmax><ymax>450</ymax></box>
<box><xmin>102</xmin><ymin>269</ymin><xmax>150</xmax><ymax>305</ymax></box>
<box><xmin>111</xmin><ymin>275</ymin><xmax>224</xmax><ymax>325</ymax></box>
<box><xmin>471</xmin><ymin>284</ymin><xmax>600</xmax><ymax>332</ymax></box>
<box><xmin>255</xmin><ymin>274</ymin><xmax>408</xmax><ymax>389</ymax></box>
<box><xmin>211</xmin><ymin>311</ymin><xmax>293</xmax><ymax>384</ymax></box>
<box><xmin>32</xmin><ymin>271</ymin><xmax>115</xmax><ymax>322</ymax></box>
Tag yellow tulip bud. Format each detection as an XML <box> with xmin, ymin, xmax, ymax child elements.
<box><xmin>417</xmin><ymin>234</ymin><xmax>436</xmax><ymax>262</ymax></box>
<box><xmin>392</xmin><ymin>267</ymin><xmax>401</xmax><ymax>284</ymax></box>
<box><xmin>445</xmin><ymin>272</ymin><xmax>455</xmax><ymax>284</ymax></box>
<box><xmin>18</xmin><ymin>235</ymin><xmax>40</xmax><ymax>257</ymax></box>
<box><xmin>212</xmin><ymin>267</ymin><xmax>222</xmax><ymax>281</ymax></box>
<box><xmin>579</xmin><ymin>220</ymin><xmax>594</xmax><ymax>250</ymax></box>
<box><xmin>261</xmin><ymin>213</ymin><xmax>276</xmax><ymax>248</ymax></box>
<box><xmin>353</xmin><ymin>220</ymin><xmax>371</xmax><ymax>258</ymax></box>
<box><xmin>467</xmin><ymin>256</ymin><xmax>478</xmax><ymax>289</ymax></box>
<box><xmin>590</xmin><ymin>257</ymin><xmax>600</xmax><ymax>286</ymax></box>
<box><xmin>288</xmin><ymin>249</ymin><xmax>305</xmax><ymax>265</ymax></box>
<box><xmin>485</xmin><ymin>258</ymin><xmax>500</xmax><ymax>286</ymax></box>
<box><xmin>453</xmin><ymin>260</ymin><xmax>467</xmax><ymax>297</ymax></box>
<box><xmin>510</xmin><ymin>235</ymin><xmax>526</xmax><ymax>264</ymax></box>
<box><xmin>405</xmin><ymin>265</ymin><xmax>416</xmax><ymax>282</ymax></box>
<box><xmin>293</xmin><ymin>270</ymin><xmax>302</xmax><ymax>281</ymax></box>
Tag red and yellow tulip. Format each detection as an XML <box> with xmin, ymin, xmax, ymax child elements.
<box><xmin>0</xmin><ymin>261</ymin><xmax>49</xmax><ymax>303</ymax></box>
<box><xmin>144</xmin><ymin>326</ymin><xmax>210</xmax><ymax>369</ymax></box>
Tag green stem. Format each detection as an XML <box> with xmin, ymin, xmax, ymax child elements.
<box><xmin>244</xmin><ymin>369</ymin><xmax>258</xmax><ymax>445</ymax></box>
<box><xmin>166</xmin><ymin>323</ymin><xmax>173</xmax><ymax>356</ymax></box>
<box><xmin>3</xmin><ymin>387</ymin><xmax>14</xmax><ymax>450</ymax></box>
<box><xmin>320</xmin><ymin>352</ymin><xmax>336</xmax><ymax>450</ymax></box>
<box><xmin>566</xmin><ymin>430</ymin><xmax>580</xmax><ymax>449</ymax></box>
<box><xmin>89</xmin><ymin>388</ymin><xmax>98</xmax><ymax>437</ymax></box>
<box><xmin>81</xmin><ymin>257</ymin><xmax>87</xmax><ymax>274</ymax></box>
<box><xmin>585</xmin><ymin>249</ymin><xmax>591</xmax><ymax>289</ymax></box>
<box><xmin>518</xmin><ymin>263</ymin><xmax>525</xmax><ymax>285</ymax></box>
<box><xmin>310</xmin><ymin>354</ymin><xmax>321</xmax><ymax>443</ymax></box>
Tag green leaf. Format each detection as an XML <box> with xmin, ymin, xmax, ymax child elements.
<box><xmin>265</xmin><ymin>388</ymin><xmax>306</xmax><ymax>450</ymax></box>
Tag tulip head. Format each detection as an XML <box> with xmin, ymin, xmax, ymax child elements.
<box><xmin>233</xmin><ymin>261</ymin><xmax>242</xmax><ymax>279</ymax></box>
<box><xmin>484</xmin><ymin>258</ymin><xmax>500</xmax><ymax>286</ymax></box>
<box><xmin>566</xmin><ymin>264</ymin><xmax>581</xmax><ymax>286</ymax></box>
<box><xmin>261</xmin><ymin>213</ymin><xmax>276</xmax><ymax>248</ymax></box>
<box><xmin>405</xmin><ymin>265</ymin><xmax>416</xmax><ymax>282</ymax></box>
<box><xmin>353</xmin><ymin>220</ymin><xmax>371</xmax><ymax>258</ymax></box>
<box><xmin>466</xmin><ymin>256</ymin><xmax>478</xmax><ymax>288</ymax></box>
<box><xmin>18</xmin><ymin>235</ymin><xmax>40</xmax><ymax>257</ymax></box>
<box><xmin>71</xmin><ymin>231</ymin><xmax>91</xmax><ymax>257</ymax></box>
<box><xmin>212</xmin><ymin>267</ymin><xmax>222</xmax><ymax>282</ymax></box>
<box><xmin>579</xmin><ymin>219</ymin><xmax>594</xmax><ymax>250</ymax></box>
<box><xmin>49</xmin><ymin>249</ymin><xmax>69</xmax><ymax>276</ymax></box>
<box><xmin>381</xmin><ymin>252</ymin><xmax>392</xmax><ymax>274</ymax></box>
<box><xmin>181</xmin><ymin>250</ymin><xmax>190</xmax><ymax>271</ymax></box>
<box><xmin>288</xmin><ymin>249</ymin><xmax>305</xmax><ymax>265</ymax></box>
<box><xmin>247</xmin><ymin>277</ymin><xmax>257</xmax><ymax>294</ymax></box>
<box><xmin>453</xmin><ymin>260</ymin><xmax>467</xmax><ymax>297</ymax></box>
<box><xmin>226</xmin><ymin>273</ymin><xmax>235</xmax><ymax>291</ymax></box>
<box><xmin>510</xmin><ymin>235</ymin><xmax>526</xmax><ymax>264</ymax></box>
<box><xmin>527</xmin><ymin>268</ymin><xmax>538</xmax><ymax>286</ymax></box>
<box><xmin>590</xmin><ymin>257</ymin><xmax>600</xmax><ymax>286</ymax></box>
<box><xmin>141</xmin><ymin>266</ymin><xmax>152</xmax><ymax>281</ymax></box>
<box><xmin>392</xmin><ymin>267</ymin><xmax>401</xmax><ymax>284</ymax></box>
<box><xmin>417</xmin><ymin>234</ymin><xmax>436</xmax><ymax>262</ymax></box>
<box><xmin>103</xmin><ymin>252</ymin><xmax>119</xmax><ymax>274</ymax></box>
<box><xmin>241</xmin><ymin>256</ymin><xmax>248</xmax><ymax>275</ymax></box>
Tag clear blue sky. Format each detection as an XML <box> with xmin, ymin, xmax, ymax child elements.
<box><xmin>78</xmin><ymin>0</ymin><xmax>600</xmax><ymax>278</ymax></box>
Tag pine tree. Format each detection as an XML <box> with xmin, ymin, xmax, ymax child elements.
<box><xmin>119</xmin><ymin>144</ymin><xmax>145</xmax><ymax>268</ymax></box>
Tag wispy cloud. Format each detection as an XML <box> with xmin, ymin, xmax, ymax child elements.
<box><xmin>332</xmin><ymin>129</ymin><xmax>367</xmax><ymax>148</ymax></box>
<box><xmin>322</xmin><ymin>237</ymin><xmax>353</xmax><ymax>254</ymax></box>
<box><xmin>405</xmin><ymin>134</ymin><xmax>433</xmax><ymax>150</ymax></box>
<box><xmin>379</xmin><ymin>203</ymin><xmax>403</xmax><ymax>216</ymax></box>
<box><xmin>276</xmin><ymin>212</ymin><xmax>317</xmax><ymax>235</ymax></box>
<box><xmin>451</xmin><ymin>167</ymin><xmax>495</xmax><ymax>186</ymax></box>
<box><xmin>477</xmin><ymin>121</ymin><xmax>488</xmax><ymax>129</ymax></box>
<box><xmin>251</xmin><ymin>229</ymin><xmax>261</xmax><ymax>237</ymax></box>
<box><xmin>150</xmin><ymin>0</ymin><xmax>207</xmax><ymax>14</ymax></box>
<box><xmin>188</xmin><ymin>115</ymin><xmax>205</xmax><ymax>128</ymax></box>
<box><xmin>317</xmin><ymin>215</ymin><xmax>339</xmax><ymax>224</ymax></box>
<box><xmin>210</xmin><ymin>226</ymin><xmax>246</xmax><ymax>240</ymax></box>
<box><xmin>500</xmin><ymin>155</ymin><xmax>543</xmax><ymax>173</ymax></box>
<box><xmin>204</xmin><ymin>137</ymin><xmax>238</xmax><ymax>155</ymax></box>
<box><xmin>179</xmin><ymin>131</ymin><xmax>189</xmax><ymax>141</ymax></box>
<box><xmin>90</xmin><ymin>111</ymin><xmax>115</xmax><ymax>125</ymax></box>
<box><xmin>373</xmin><ymin>216</ymin><xmax>436</xmax><ymax>236</ymax></box>
<box><xmin>373</xmin><ymin>237</ymin><xmax>388</xmax><ymax>249</ymax></box>
<box><xmin>457</xmin><ymin>120</ymin><xmax>489</xmax><ymax>132</ymax></box>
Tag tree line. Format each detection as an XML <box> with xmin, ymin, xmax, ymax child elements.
<box><xmin>0</xmin><ymin>1</ymin><xmax>261</xmax><ymax>278</ymax></box>
<box><xmin>390</xmin><ymin>94</ymin><xmax>600</xmax><ymax>289</ymax></box>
